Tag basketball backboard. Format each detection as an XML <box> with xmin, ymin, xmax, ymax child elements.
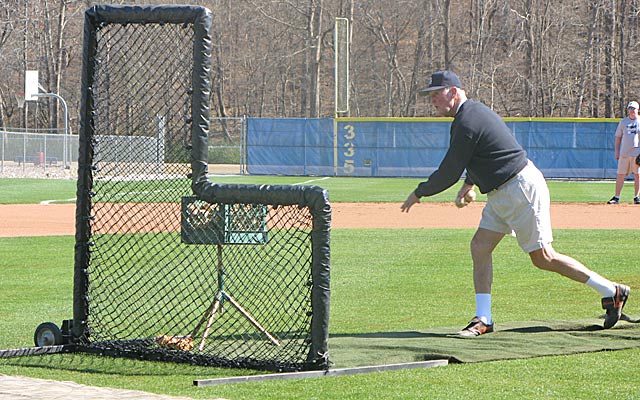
<box><xmin>25</xmin><ymin>70</ymin><xmax>39</xmax><ymax>101</ymax></box>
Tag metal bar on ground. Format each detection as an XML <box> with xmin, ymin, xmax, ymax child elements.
<box><xmin>193</xmin><ymin>359</ymin><xmax>449</xmax><ymax>386</ymax></box>
<box><xmin>0</xmin><ymin>345</ymin><xmax>69</xmax><ymax>358</ymax></box>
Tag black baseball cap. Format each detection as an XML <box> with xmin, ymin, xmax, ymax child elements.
<box><xmin>419</xmin><ymin>71</ymin><xmax>462</xmax><ymax>95</ymax></box>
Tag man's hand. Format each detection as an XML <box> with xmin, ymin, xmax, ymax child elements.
<box><xmin>401</xmin><ymin>192</ymin><xmax>420</xmax><ymax>213</ymax></box>
<box><xmin>455</xmin><ymin>184</ymin><xmax>476</xmax><ymax>208</ymax></box>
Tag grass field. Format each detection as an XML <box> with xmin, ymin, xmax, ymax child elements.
<box><xmin>0</xmin><ymin>176</ymin><xmax>627</xmax><ymax>204</ymax></box>
<box><xmin>1</xmin><ymin>177</ymin><xmax>639</xmax><ymax>399</ymax></box>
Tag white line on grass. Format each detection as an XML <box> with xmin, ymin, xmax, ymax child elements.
<box><xmin>39</xmin><ymin>188</ymin><xmax>171</xmax><ymax>205</ymax></box>
<box><xmin>40</xmin><ymin>198</ymin><xmax>77</xmax><ymax>205</ymax></box>
<box><xmin>293</xmin><ymin>177</ymin><xmax>331</xmax><ymax>185</ymax></box>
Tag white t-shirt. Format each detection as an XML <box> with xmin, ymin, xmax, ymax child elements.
<box><xmin>615</xmin><ymin>116</ymin><xmax>640</xmax><ymax>157</ymax></box>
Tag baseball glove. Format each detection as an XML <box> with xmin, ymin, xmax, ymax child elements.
<box><xmin>155</xmin><ymin>334</ymin><xmax>194</xmax><ymax>351</ymax></box>
<box><xmin>636</xmin><ymin>154</ymin><xmax>640</xmax><ymax>167</ymax></box>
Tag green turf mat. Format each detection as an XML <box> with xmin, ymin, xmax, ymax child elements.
<box><xmin>329</xmin><ymin>317</ymin><xmax>640</xmax><ymax>366</ymax></box>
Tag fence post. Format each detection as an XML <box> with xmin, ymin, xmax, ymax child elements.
<box><xmin>241</xmin><ymin>115</ymin><xmax>247</xmax><ymax>174</ymax></box>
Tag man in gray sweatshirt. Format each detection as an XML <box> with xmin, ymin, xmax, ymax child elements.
<box><xmin>401</xmin><ymin>70</ymin><xmax>630</xmax><ymax>337</ymax></box>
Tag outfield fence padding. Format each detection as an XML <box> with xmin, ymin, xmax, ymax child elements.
<box><xmin>247</xmin><ymin>118</ymin><xmax>619</xmax><ymax>179</ymax></box>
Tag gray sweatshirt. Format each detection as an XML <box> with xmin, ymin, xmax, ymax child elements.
<box><xmin>414</xmin><ymin>100</ymin><xmax>528</xmax><ymax>196</ymax></box>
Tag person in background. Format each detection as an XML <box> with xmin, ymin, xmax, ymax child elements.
<box><xmin>607</xmin><ymin>101</ymin><xmax>640</xmax><ymax>204</ymax></box>
<box><xmin>401</xmin><ymin>70</ymin><xmax>630</xmax><ymax>337</ymax></box>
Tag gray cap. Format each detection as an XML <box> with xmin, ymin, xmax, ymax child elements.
<box><xmin>419</xmin><ymin>71</ymin><xmax>462</xmax><ymax>95</ymax></box>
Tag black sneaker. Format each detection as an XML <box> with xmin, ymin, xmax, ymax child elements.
<box><xmin>456</xmin><ymin>317</ymin><xmax>494</xmax><ymax>337</ymax></box>
<box><xmin>602</xmin><ymin>284</ymin><xmax>630</xmax><ymax>329</ymax></box>
<box><xmin>607</xmin><ymin>196</ymin><xmax>620</xmax><ymax>204</ymax></box>
<box><xmin>634</xmin><ymin>197</ymin><xmax>640</xmax><ymax>204</ymax></box>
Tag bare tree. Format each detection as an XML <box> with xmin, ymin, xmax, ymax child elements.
<box><xmin>575</xmin><ymin>2</ymin><xmax>600</xmax><ymax>117</ymax></box>
<box><xmin>439</xmin><ymin>0</ymin><xmax>452</xmax><ymax>69</ymax></box>
<box><xmin>604</xmin><ymin>0</ymin><xmax>615</xmax><ymax>117</ymax></box>
<box><xmin>0</xmin><ymin>2</ymin><xmax>17</xmax><ymax>127</ymax></box>
<box><xmin>4</xmin><ymin>0</ymin><xmax>640</xmax><ymax>123</ymax></box>
<box><xmin>404</xmin><ymin>0</ymin><xmax>432</xmax><ymax>117</ymax></box>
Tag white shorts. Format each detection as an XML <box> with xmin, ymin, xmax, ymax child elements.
<box><xmin>479</xmin><ymin>161</ymin><xmax>553</xmax><ymax>253</ymax></box>
<box><xmin>617</xmin><ymin>156</ymin><xmax>640</xmax><ymax>175</ymax></box>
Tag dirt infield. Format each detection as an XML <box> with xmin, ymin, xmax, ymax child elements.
<box><xmin>1</xmin><ymin>202</ymin><xmax>639</xmax><ymax>237</ymax></box>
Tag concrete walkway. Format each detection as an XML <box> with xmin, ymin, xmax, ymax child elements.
<box><xmin>0</xmin><ymin>375</ymin><xmax>227</xmax><ymax>400</ymax></box>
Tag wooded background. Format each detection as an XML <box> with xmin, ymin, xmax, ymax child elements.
<box><xmin>1</xmin><ymin>0</ymin><xmax>639</xmax><ymax>137</ymax></box>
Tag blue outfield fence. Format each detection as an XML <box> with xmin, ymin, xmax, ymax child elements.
<box><xmin>246</xmin><ymin>117</ymin><xmax>619</xmax><ymax>179</ymax></box>
<box><xmin>247</xmin><ymin>118</ymin><xmax>335</xmax><ymax>176</ymax></box>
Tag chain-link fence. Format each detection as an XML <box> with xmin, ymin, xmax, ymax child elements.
<box><xmin>208</xmin><ymin>117</ymin><xmax>246</xmax><ymax>174</ymax></box>
<box><xmin>0</xmin><ymin>128</ymin><xmax>78</xmax><ymax>178</ymax></box>
<box><xmin>1</xmin><ymin>117</ymin><xmax>246</xmax><ymax>179</ymax></box>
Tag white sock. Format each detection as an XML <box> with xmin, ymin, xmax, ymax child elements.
<box><xmin>475</xmin><ymin>293</ymin><xmax>492</xmax><ymax>324</ymax></box>
<box><xmin>586</xmin><ymin>274</ymin><xmax>616</xmax><ymax>298</ymax></box>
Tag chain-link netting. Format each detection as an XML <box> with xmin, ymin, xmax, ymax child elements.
<box><xmin>92</xmin><ymin>20</ymin><xmax>193</xmax><ymax>175</ymax></box>
<box><xmin>83</xmin><ymin>197</ymin><xmax>317</xmax><ymax>370</ymax></box>
<box><xmin>72</xmin><ymin>6</ymin><xmax>330</xmax><ymax>372</ymax></box>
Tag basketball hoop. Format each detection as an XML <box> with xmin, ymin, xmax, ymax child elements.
<box><xmin>15</xmin><ymin>92</ymin><xmax>26</xmax><ymax>109</ymax></box>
